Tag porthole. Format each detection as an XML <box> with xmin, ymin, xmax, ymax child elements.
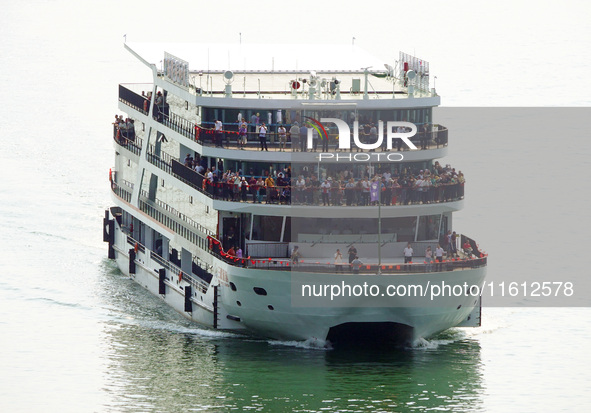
<box><xmin>253</xmin><ymin>287</ymin><xmax>267</xmax><ymax>296</ymax></box>
<box><xmin>267</xmin><ymin>305</ymin><xmax>274</xmax><ymax>311</ymax></box>
<box><xmin>457</xmin><ymin>305</ymin><xmax>462</xmax><ymax>310</ymax></box>
<box><xmin>230</xmin><ymin>282</ymin><xmax>237</xmax><ymax>291</ymax></box>
<box><xmin>236</xmin><ymin>301</ymin><xmax>242</xmax><ymax>306</ymax></box>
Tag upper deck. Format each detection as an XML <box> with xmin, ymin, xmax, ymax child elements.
<box><xmin>125</xmin><ymin>42</ymin><xmax>439</xmax><ymax>110</ymax></box>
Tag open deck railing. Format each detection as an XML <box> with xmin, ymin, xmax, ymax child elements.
<box><xmin>112</xmin><ymin>182</ymin><xmax>486</xmax><ymax>274</ymax></box>
<box><xmin>134</xmin><ymin>142</ymin><xmax>466</xmax><ymax>207</ymax></box>
<box><xmin>118</xmin><ymin>84</ymin><xmax>449</xmax><ymax>152</ymax></box>
<box><xmin>208</xmin><ymin>235</ymin><xmax>487</xmax><ymax>274</ymax></box>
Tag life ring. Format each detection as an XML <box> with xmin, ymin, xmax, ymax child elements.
<box><xmin>109</xmin><ymin>168</ymin><xmax>112</xmax><ymax>182</ymax></box>
<box><xmin>134</xmin><ymin>243</ymin><xmax>139</xmax><ymax>253</ymax></box>
<box><xmin>178</xmin><ymin>271</ymin><xmax>183</xmax><ymax>282</ymax></box>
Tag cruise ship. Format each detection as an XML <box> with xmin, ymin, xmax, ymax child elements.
<box><xmin>103</xmin><ymin>42</ymin><xmax>487</xmax><ymax>347</ymax></box>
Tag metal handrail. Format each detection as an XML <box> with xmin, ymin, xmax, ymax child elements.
<box><xmin>118</xmin><ymin>88</ymin><xmax>449</xmax><ymax>152</ymax></box>
<box><xmin>112</xmin><ymin>182</ymin><xmax>486</xmax><ymax>274</ymax></box>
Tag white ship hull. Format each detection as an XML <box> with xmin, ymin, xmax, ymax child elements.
<box><xmin>110</xmin><ymin>219</ymin><xmax>485</xmax><ymax>346</ymax></box>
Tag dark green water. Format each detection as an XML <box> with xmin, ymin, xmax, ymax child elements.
<box><xmin>100</xmin><ymin>264</ymin><xmax>484</xmax><ymax>412</ymax></box>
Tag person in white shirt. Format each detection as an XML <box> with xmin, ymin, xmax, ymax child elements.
<box><xmin>277</xmin><ymin>125</ymin><xmax>287</xmax><ymax>151</ymax></box>
<box><xmin>425</xmin><ymin>246</ymin><xmax>433</xmax><ymax>272</ymax></box>
<box><xmin>295</xmin><ymin>175</ymin><xmax>306</xmax><ymax>204</ymax></box>
<box><xmin>259</xmin><ymin>122</ymin><xmax>268</xmax><ymax>151</ymax></box>
<box><xmin>320</xmin><ymin>179</ymin><xmax>331</xmax><ymax>206</ymax></box>
<box><xmin>435</xmin><ymin>243</ymin><xmax>444</xmax><ymax>271</ymax></box>
<box><xmin>214</xmin><ymin>119</ymin><xmax>223</xmax><ymax>147</ymax></box>
<box><xmin>403</xmin><ymin>242</ymin><xmax>414</xmax><ymax>263</ymax></box>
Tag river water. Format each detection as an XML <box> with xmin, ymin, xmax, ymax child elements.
<box><xmin>1</xmin><ymin>1</ymin><xmax>590</xmax><ymax>412</ymax></box>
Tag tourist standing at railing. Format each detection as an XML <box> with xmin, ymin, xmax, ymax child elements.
<box><xmin>348</xmin><ymin>245</ymin><xmax>358</xmax><ymax>270</ymax></box>
<box><xmin>250</xmin><ymin>112</ymin><xmax>259</xmax><ymax>135</ymax></box>
<box><xmin>238</xmin><ymin>119</ymin><xmax>248</xmax><ymax>149</ymax></box>
<box><xmin>398</xmin><ymin>175</ymin><xmax>409</xmax><ymax>205</ymax></box>
<box><xmin>290</xmin><ymin>122</ymin><xmax>300</xmax><ymax>152</ymax></box>
<box><xmin>291</xmin><ymin>246</ymin><xmax>302</xmax><ymax>264</ymax></box>
<box><xmin>345</xmin><ymin>178</ymin><xmax>355</xmax><ymax>206</ymax></box>
<box><xmin>259</xmin><ymin>122</ymin><xmax>269</xmax><ymax>151</ymax></box>
<box><xmin>112</xmin><ymin>115</ymin><xmax>120</xmax><ymax>138</ymax></box>
<box><xmin>311</xmin><ymin>127</ymin><xmax>319</xmax><ymax>152</ymax></box>
<box><xmin>295</xmin><ymin>175</ymin><xmax>305</xmax><ymax>204</ymax></box>
<box><xmin>247</xmin><ymin>176</ymin><xmax>257</xmax><ymax>202</ymax></box>
<box><xmin>445</xmin><ymin>230</ymin><xmax>453</xmax><ymax>258</ymax></box>
<box><xmin>299</xmin><ymin>124</ymin><xmax>307</xmax><ymax>152</ymax></box>
<box><xmin>254</xmin><ymin>177</ymin><xmax>263</xmax><ymax>203</ymax></box>
<box><xmin>458</xmin><ymin>171</ymin><xmax>465</xmax><ymax>198</ymax></box>
<box><xmin>214</xmin><ymin>119</ymin><xmax>223</xmax><ymax>148</ymax></box>
<box><xmin>361</xmin><ymin>178</ymin><xmax>370</xmax><ymax>206</ymax></box>
<box><xmin>321</xmin><ymin>130</ymin><xmax>329</xmax><ymax>152</ymax></box>
<box><xmin>278</xmin><ymin>124</ymin><xmax>287</xmax><ymax>151</ymax></box>
<box><xmin>321</xmin><ymin>179</ymin><xmax>331</xmax><ymax>206</ymax></box>
<box><xmin>425</xmin><ymin>246</ymin><xmax>433</xmax><ymax>272</ymax></box>
<box><xmin>420</xmin><ymin>123</ymin><xmax>430</xmax><ymax>149</ymax></box>
<box><xmin>404</xmin><ymin>243</ymin><xmax>414</xmax><ymax>263</ymax></box>
<box><xmin>265</xmin><ymin>175</ymin><xmax>275</xmax><ymax>204</ymax></box>
<box><xmin>232</xmin><ymin>175</ymin><xmax>241</xmax><ymax>201</ymax></box>
<box><xmin>351</xmin><ymin>256</ymin><xmax>363</xmax><ymax>274</ymax></box>
<box><xmin>382</xmin><ymin>177</ymin><xmax>392</xmax><ymax>206</ymax></box>
<box><xmin>333</xmin><ymin>179</ymin><xmax>343</xmax><ymax>206</ymax></box>
<box><xmin>154</xmin><ymin>91</ymin><xmax>163</xmax><ymax>121</ymax></box>
<box><xmin>334</xmin><ymin>249</ymin><xmax>344</xmax><ymax>273</ymax></box>
<box><xmin>451</xmin><ymin>231</ymin><xmax>458</xmax><ymax>258</ymax></box>
<box><xmin>435</xmin><ymin>244</ymin><xmax>444</xmax><ymax>271</ymax></box>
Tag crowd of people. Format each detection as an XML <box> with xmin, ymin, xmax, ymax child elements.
<box><xmin>183</xmin><ymin>158</ymin><xmax>465</xmax><ymax>206</ymax></box>
<box><xmin>113</xmin><ymin>114</ymin><xmax>136</xmax><ymax>143</ymax></box>
<box><xmin>196</xmin><ymin>118</ymin><xmax>445</xmax><ymax>152</ymax></box>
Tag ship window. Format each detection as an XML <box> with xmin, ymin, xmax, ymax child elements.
<box><xmin>253</xmin><ymin>287</ymin><xmax>267</xmax><ymax>296</ymax></box>
<box><xmin>417</xmin><ymin>215</ymin><xmax>441</xmax><ymax>241</ymax></box>
<box><xmin>230</xmin><ymin>282</ymin><xmax>237</xmax><ymax>291</ymax></box>
<box><xmin>289</xmin><ymin>217</ymin><xmax>417</xmax><ymax>243</ymax></box>
<box><xmin>268</xmin><ymin>305</ymin><xmax>274</xmax><ymax>311</ymax></box>
<box><xmin>236</xmin><ymin>301</ymin><xmax>242</xmax><ymax>306</ymax></box>
<box><xmin>189</xmin><ymin>196</ymin><xmax>193</xmax><ymax>204</ymax></box>
<box><xmin>252</xmin><ymin>216</ymin><xmax>282</xmax><ymax>242</ymax></box>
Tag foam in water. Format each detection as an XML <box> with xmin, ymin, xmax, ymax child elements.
<box><xmin>267</xmin><ymin>337</ymin><xmax>331</xmax><ymax>350</ymax></box>
<box><xmin>408</xmin><ymin>329</ymin><xmax>467</xmax><ymax>350</ymax></box>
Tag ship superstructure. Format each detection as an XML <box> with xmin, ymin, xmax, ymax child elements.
<box><xmin>104</xmin><ymin>43</ymin><xmax>487</xmax><ymax>346</ymax></box>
